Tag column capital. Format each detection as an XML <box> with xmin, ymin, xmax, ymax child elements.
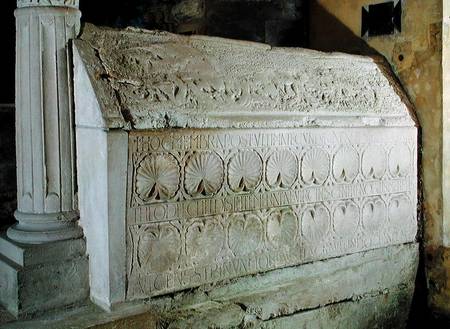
<box><xmin>17</xmin><ymin>0</ymin><xmax>79</xmax><ymax>9</ymax></box>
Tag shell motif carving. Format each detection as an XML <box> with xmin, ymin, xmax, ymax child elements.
<box><xmin>361</xmin><ymin>197</ymin><xmax>387</xmax><ymax>231</ymax></box>
<box><xmin>301</xmin><ymin>148</ymin><xmax>330</xmax><ymax>185</ymax></box>
<box><xmin>361</xmin><ymin>146</ymin><xmax>386</xmax><ymax>180</ymax></box>
<box><xmin>267</xmin><ymin>209</ymin><xmax>298</xmax><ymax>250</ymax></box>
<box><xmin>137</xmin><ymin>223</ymin><xmax>181</xmax><ymax>273</ymax></box>
<box><xmin>186</xmin><ymin>219</ymin><xmax>225</xmax><ymax>266</ymax></box>
<box><xmin>301</xmin><ymin>203</ymin><xmax>330</xmax><ymax>241</ymax></box>
<box><xmin>228</xmin><ymin>213</ymin><xmax>263</xmax><ymax>257</ymax></box>
<box><xmin>184</xmin><ymin>151</ymin><xmax>224</xmax><ymax>197</ymax></box>
<box><xmin>136</xmin><ymin>153</ymin><xmax>180</xmax><ymax>202</ymax></box>
<box><xmin>332</xmin><ymin>201</ymin><xmax>359</xmax><ymax>238</ymax></box>
<box><xmin>266</xmin><ymin>150</ymin><xmax>298</xmax><ymax>188</ymax></box>
<box><xmin>388</xmin><ymin>194</ymin><xmax>413</xmax><ymax>225</ymax></box>
<box><xmin>389</xmin><ymin>145</ymin><xmax>411</xmax><ymax>177</ymax></box>
<box><xmin>228</xmin><ymin>151</ymin><xmax>262</xmax><ymax>192</ymax></box>
<box><xmin>332</xmin><ymin>146</ymin><xmax>359</xmax><ymax>183</ymax></box>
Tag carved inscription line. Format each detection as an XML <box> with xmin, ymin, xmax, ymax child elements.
<box><xmin>128</xmin><ymin>227</ymin><xmax>414</xmax><ymax>297</ymax></box>
<box><xmin>131</xmin><ymin>130</ymin><xmax>416</xmax><ymax>153</ymax></box>
<box><xmin>128</xmin><ymin>177</ymin><xmax>414</xmax><ymax>225</ymax></box>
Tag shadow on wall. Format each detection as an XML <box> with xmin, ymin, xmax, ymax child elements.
<box><xmin>307</xmin><ymin>2</ymin><xmax>433</xmax><ymax>329</ymax></box>
<box><xmin>80</xmin><ymin>0</ymin><xmax>308</xmax><ymax>47</ymax></box>
<box><xmin>308</xmin><ymin>1</ymin><xmax>378</xmax><ymax>55</ymax></box>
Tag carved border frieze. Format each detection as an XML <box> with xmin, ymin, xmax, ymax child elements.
<box><xmin>17</xmin><ymin>0</ymin><xmax>79</xmax><ymax>8</ymax></box>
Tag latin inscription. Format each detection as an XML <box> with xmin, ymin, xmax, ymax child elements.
<box><xmin>126</xmin><ymin>128</ymin><xmax>417</xmax><ymax>299</ymax></box>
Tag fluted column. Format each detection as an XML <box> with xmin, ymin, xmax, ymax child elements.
<box><xmin>7</xmin><ymin>0</ymin><xmax>82</xmax><ymax>244</ymax></box>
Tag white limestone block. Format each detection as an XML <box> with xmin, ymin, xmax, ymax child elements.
<box><xmin>73</xmin><ymin>24</ymin><xmax>418</xmax><ymax>308</ymax></box>
<box><xmin>74</xmin><ymin>24</ymin><xmax>416</xmax><ymax>130</ymax></box>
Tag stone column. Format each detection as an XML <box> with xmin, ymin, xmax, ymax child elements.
<box><xmin>7</xmin><ymin>0</ymin><xmax>82</xmax><ymax>244</ymax></box>
<box><xmin>0</xmin><ymin>0</ymin><xmax>88</xmax><ymax>318</ymax></box>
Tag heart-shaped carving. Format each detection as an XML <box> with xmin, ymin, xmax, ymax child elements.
<box><xmin>228</xmin><ymin>213</ymin><xmax>263</xmax><ymax>257</ymax></box>
<box><xmin>301</xmin><ymin>203</ymin><xmax>330</xmax><ymax>241</ymax></box>
<box><xmin>388</xmin><ymin>194</ymin><xmax>412</xmax><ymax>225</ymax></box>
<box><xmin>361</xmin><ymin>197</ymin><xmax>387</xmax><ymax>232</ymax></box>
<box><xmin>361</xmin><ymin>145</ymin><xmax>386</xmax><ymax>180</ymax></box>
<box><xmin>186</xmin><ymin>219</ymin><xmax>225</xmax><ymax>266</ymax></box>
<box><xmin>332</xmin><ymin>201</ymin><xmax>359</xmax><ymax>237</ymax></box>
<box><xmin>137</xmin><ymin>223</ymin><xmax>181</xmax><ymax>273</ymax></box>
<box><xmin>389</xmin><ymin>145</ymin><xmax>411</xmax><ymax>177</ymax></box>
<box><xmin>267</xmin><ymin>209</ymin><xmax>298</xmax><ymax>250</ymax></box>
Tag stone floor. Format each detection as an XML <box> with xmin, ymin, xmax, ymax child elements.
<box><xmin>0</xmin><ymin>244</ymin><xmax>443</xmax><ymax>329</ymax></box>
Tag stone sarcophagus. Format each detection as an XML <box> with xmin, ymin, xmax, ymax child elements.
<box><xmin>73</xmin><ymin>24</ymin><xmax>418</xmax><ymax>313</ymax></box>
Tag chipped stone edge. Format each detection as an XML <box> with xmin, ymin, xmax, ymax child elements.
<box><xmin>74</xmin><ymin>24</ymin><xmax>417</xmax><ymax>131</ymax></box>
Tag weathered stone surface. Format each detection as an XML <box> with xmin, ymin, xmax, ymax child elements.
<box><xmin>125</xmin><ymin>127</ymin><xmax>417</xmax><ymax>300</ymax></box>
<box><xmin>17</xmin><ymin>0</ymin><xmax>79</xmax><ymax>8</ymax></box>
<box><xmin>0</xmin><ymin>243</ymin><xmax>418</xmax><ymax>328</ymax></box>
<box><xmin>0</xmin><ymin>235</ymin><xmax>89</xmax><ymax>318</ymax></box>
<box><xmin>73</xmin><ymin>24</ymin><xmax>418</xmax><ymax>312</ymax></box>
<box><xmin>10</xmin><ymin>5</ymin><xmax>82</xmax><ymax>244</ymax></box>
<box><xmin>74</xmin><ymin>24</ymin><xmax>415</xmax><ymax>130</ymax></box>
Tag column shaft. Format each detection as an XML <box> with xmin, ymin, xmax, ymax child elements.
<box><xmin>7</xmin><ymin>5</ymin><xmax>82</xmax><ymax>243</ymax></box>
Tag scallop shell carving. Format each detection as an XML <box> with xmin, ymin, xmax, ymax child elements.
<box><xmin>301</xmin><ymin>203</ymin><xmax>330</xmax><ymax>241</ymax></box>
<box><xmin>137</xmin><ymin>223</ymin><xmax>181</xmax><ymax>273</ymax></box>
<box><xmin>362</xmin><ymin>145</ymin><xmax>386</xmax><ymax>180</ymax></box>
<box><xmin>228</xmin><ymin>151</ymin><xmax>262</xmax><ymax>192</ymax></box>
<box><xmin>389</xmin><ymin>145</ymin><xmax>411</xmax><ymax>177</ymax></box>
<box><xmin>266</xmin><ymin>150</ymin><xmax>298</xmax><ymax>188</ymax></box>
<box><xmin>333</xmin><ymin>146</ymin><xmax>359</xmax><ymax>183</ymax></box>
<box><xmin>361</xmin><ymin>197</ymin><xmax>387</xmax><ymax>232</ymax></box>
<box><xmin>136</xmin><ymin>153</ymin><xmax>180</xmax><ymax>202</ymax></box>
<box><xmin>333</xmin><ymin>201</ymin><xmax>359</xmax><ymax>238</ymax></box>
<box><xmin>185</xmin><ymin>152</ymin><xmax>224</xmax><ymax>197</ymax></box>
<box><xmin>301</xmin><ymin>148</ymin><xmax>330</xmax><ymax>185</ymax></box>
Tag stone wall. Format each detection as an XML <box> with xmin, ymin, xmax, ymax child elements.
<box><xmin>309</xmin><ymin>0</ymin><xmax>445</xmax><ymax>319</ymax></box>
<box><xmin>80</xmin><ymin>0</ymin><xmax>308</xmax><ymax>46</ymax></box>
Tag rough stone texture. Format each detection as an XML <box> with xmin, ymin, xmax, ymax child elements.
<box><xmin>124</xmin><ymin>127</ymin><xmax>417</xmax><ymax>300</ymax></box>
<box><xmin>309</xmin><ymin>0</ymin><xmax>444</xmax><ymax>316</ymax></box>
<box><xmin>73</xmin><ymin>23</ymin><xmax>418</xmax><ymax>328</ymax></box>
<box><xmin>0</xmin><ymin>244</ymin><xmax>418</xmax><ymax>328</ymax></box>
<box><xmin>0</xmin><ymin>235</ymin><xmax>89</xmax><ymax>318</ymax></box>
<box><xmin>75</xmin><ymin>24</ymin><xmax>415</xmax><ymax>130</ymax></box>
<box><xmin>17</xmin><ymin>0</ymin><xmax>79</xmax><ymax>8</ymax></box>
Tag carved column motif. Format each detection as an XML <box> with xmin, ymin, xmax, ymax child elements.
<box><xmin>8</xmin><ymin>1</ymin><xmax>82</xmax><ymax>243</ymax></box>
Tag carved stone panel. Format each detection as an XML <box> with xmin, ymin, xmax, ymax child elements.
<box><xmin>17</xmin><ymin>0</ymin><xmax>79</xmax><ymax>8</ymax></box>
<box><xmin>126</xmin><ymin>127</ymin><xmax>417</xmax><ymax>300</ymax></box>
<box><xmin>75</xmin><ymin>24</ymin><xmax>416</xmax><ymax>130</ymax></box>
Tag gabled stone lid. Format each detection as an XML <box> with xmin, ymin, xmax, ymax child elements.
<box><xmin>73</xmin><ymin>23</ymin><xmax>416</xmax><ymax>130</ymax></box>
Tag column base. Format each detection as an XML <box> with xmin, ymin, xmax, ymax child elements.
<box><xmin>0</xmin><ymin>233</ymin><xmax>89</xmax><ymax>318</ymax></box>
<box><xmin>7</xmin><ymin>211</ymin><xmax>83</xmax><ymax>244</ymax></box>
